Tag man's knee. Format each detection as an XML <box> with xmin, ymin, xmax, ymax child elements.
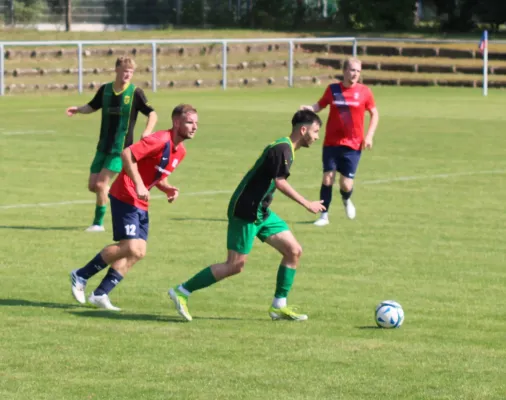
<box><xmin>226</xmin><ymin>259</ymin><xmax>246</xmax><ymax>276</ymax></box>
<box><xmin>122</xmin><ymin>241</ymin><xmax>147</xmax><ymax>261</ymax></box>
<box><xmin>339</xmin><ymin>177</ymin><xmax>354</xmax><ymax>192</ymax></box>
<box><xmin>285</xmin><ymin>243</ymin><xmax>303</xmax><ymax>262</ymax></box>
<box><xmin>322</xmin><ymin>172</ymin><xmax>336</xmax><ymax>186</ymax></box>
<box><xmin>95</xmin><ymin>180</ymin><xmax>110</xmax><ymax>194</ymax></box>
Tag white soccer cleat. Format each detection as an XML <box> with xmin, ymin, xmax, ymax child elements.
<box><xmin>168</xmin><ymin>288</ymin><xmax>192</xmax><ymax>322</ymax></box>
<box><xmin>88</xmin><ymin>292</ymin><xmax>121</xmax><ymax>311</ymax></box>
<box><xmin>313</xmin><ymin>212</ymin><xmax>329</xmax><ymax>226</ymax></box>
<box><xmin>85</xmin><ymin>225</ymin><xmax>105</xmax><ymax>232</ymax></box>
<box><xmin>343</xmin><ymin>199</ymin><xmax>356</xmax><ymax>219</ymax></box>
<box><xmin>70</xmin><ymin>270</ymin><xmax>87</xmax><ymax>304</ymax></box>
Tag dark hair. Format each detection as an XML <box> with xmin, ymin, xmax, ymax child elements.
<box><xmin>291</xmin><ymin>109</ymin><xmax>322</xmax><ymax>128</ymax></box>
<box><xmin>172</xmin><ymin>104</ymin><xmax>197</xmax><ymax>119</ymax></box>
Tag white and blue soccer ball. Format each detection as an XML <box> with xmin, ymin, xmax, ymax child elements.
<box><xmin>375</xmin><ymin>300</ymin><xmax>404</xmax><ymax>328</ymax></box>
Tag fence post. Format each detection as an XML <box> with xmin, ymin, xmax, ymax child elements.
<box><xmin>288</xmin><ymin>40</ymin><xmax>294</xmax><ymax>88</ymax></box>
<box><xmin>352</xmin><ymin>38</ymin><xmax>358</xmax><ymax>57</ymax></box>
<box><xmin>222</xmin><ymin>40</ymin><xmax>227</xmax><ymax>90</ymax></box>
<box><xmin>0</xmin><ymin>44</ymin><xmax>4</xmax><ymax>96</ymax></box>
<box><xmin>77</xmin><ymin>42</ymin><xmax>83</xmax><ymax>94</ymax></box>
<box><xmin>152</xmin><ymin>41</ymin><xmax>157</xmax><ymax>92</ymax></box>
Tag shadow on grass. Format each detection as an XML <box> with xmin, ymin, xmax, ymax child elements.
<box><xmin>0</xmin><ymin>298</ymin><xmax>84</xmax><ymax>309</ymax></box>
<box><xmin>68</xmin><ymin>310</ymin><xmax>262</xmax><ymax>322</ymax></box>
<box><xmin>357</xmin><ymin>325</ymin><xmax>383</xmax><ymax>330</ymax></box>
<box><xmin>68</xmin><ymin>310</ymin><xmax>186</xmax><ymax>323</ymax></box>
<box><xmin>0</xmin><ymin>298</ymin><xmax>265</xmax><ymax>322</ymax></box>
<box><xmin>0</xmin><ymin>225</ymin><xmax>82</xmax><ymax>231</ymax></box>
<box><xmin>291</xmin><ymin>220</ymin><xmax>318</xmax><ymax>225</ymax></box>
<box><xmin>169</xmin><ymin>218</ymin><xmax>227</xmax><ymax>223</ymax></box>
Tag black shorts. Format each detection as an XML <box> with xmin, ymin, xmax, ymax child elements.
<box><xmin>322</xmin><ymin>145</ymin><xmax>361</xmax><ymax>179</ymax></box>
<box><xmin>109</xmin><ymin>195</ymin><xmax>149</xmax><ymax>242</ymax></box>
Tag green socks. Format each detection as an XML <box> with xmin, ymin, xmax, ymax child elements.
<box><xmin>92</xmin><ymin>205</ymin><xmax>107</xmax><ymax>226</ymax></box>
<box><xmin>182</xmin><ymin>266</ymin><xmax>217</xmax><ymax>293</ymax></box>
<box><xmin>180</xmin><ymin>265</ymin><xmax>296</xmax><ymax>299</ymax></box>
<box><xmin>274</xmin><ymin>265</ymin><xmax>296</xmax><ymax>299</ymax></box>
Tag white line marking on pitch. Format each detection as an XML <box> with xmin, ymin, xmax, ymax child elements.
<box><xmin>360</xmin><ymin>169</ymin><xmax>506</xmax><ymax>185</ymax></box>
<box><xmin>2</xmin><ymin>130</ymin><xmax>56</xmax><ymax>135</ymax></box>
<box><xmin>0</xmin><ymin>170</ymin><xmax>505</xmax><ymax>211</ymax></box>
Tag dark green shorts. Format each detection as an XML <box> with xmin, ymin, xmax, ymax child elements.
<box><xmin>90</xmin><ymin>151</ymin><xmax>122</xmax><ymax>174</ymax></box>
<box><xmin>227</xmin><ymin>210</ymin><xmax>289</xmax><ymax>255</ymax></box>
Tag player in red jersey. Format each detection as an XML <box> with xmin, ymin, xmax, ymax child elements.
<box><xmin>69</xmin><ymin>104</ymin><xmax>198</xmax><ymax>310</ymax></box>
<box><xmin>300</xmin><ymin>57</ymin><xmax>379</xmax><ymax>225</ymax></box>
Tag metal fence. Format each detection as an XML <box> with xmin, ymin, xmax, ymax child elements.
<box><xmin>1</xmin><ymin>36</ymin><xmax>502</xmax><ymax>96</ymax></box>
<box><xmin>0</xmin><ymin>36</ymin><xmax>357</xmax><ymax>95</ymax></box>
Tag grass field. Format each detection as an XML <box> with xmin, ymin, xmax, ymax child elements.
<box><xmin>1</xmin><ymin>85</ymin><xmax>506</xmax><ymax>400</ymax></box>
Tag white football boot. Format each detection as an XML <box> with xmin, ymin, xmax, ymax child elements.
<box><xmin>313</xmin><ymin>212</ymin><xmax>329</xmax><ymax>226</ymax></box>
<box><xmin>70</xmin><ymin>270</ymin><xmax>87</xmax><ymax>304</ymax></box>
<box><xmin>88</xmin><ymin>292</ymin><xmax>121</xmax><ymax>311</ymax></box>
<box><xmin>85</xmin><ymin>225</ymin><xmax>105</xmax><ymax>232</ymax></box>
<box><xmin>343</xmin><ymin>199</ymin><xmax>356</xmax><ymax>220</ymax></box>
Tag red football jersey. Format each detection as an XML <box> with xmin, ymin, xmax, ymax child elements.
<box><xmin>317</xmin><ymin>82</ymin><xmax>375</xmax><ymax>150</ymax></box>
<box><xmin>109</xmin><ymin>129</ymin><xmax>186</xmax><ymax>210</ymax></box>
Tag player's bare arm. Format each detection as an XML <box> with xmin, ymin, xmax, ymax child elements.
<box><xmin>299</xmin><ymin>103</ymin><xmax>322</xmax><ymax>113</ymax></box>
<box><xmin>275</xmin><ymin>178</ymin><xmax>326</xmax><ymax>214</ymax></box>
<box><xmin>141</xmin><ymin>111</ymin><xmax>158</xmax><ymax>138</ymax></box>
<box><xmin>121</xmin><ymin>148</ymin><xmax>149</xmax><ymax>201</ymax></box>
<box><xmin>363</xmin><ymin>107</ymin><xmax>380</xmax><ymax>150</ymax></box>
<box><xmin>156</xmin><ymin>178</ymin><xmax>179</xmax><ymax>203</ymax></box>
<box><xmin>66</xmin><ymin>104</ymin><xmax>96</xmax><ymax>116</ymax></box>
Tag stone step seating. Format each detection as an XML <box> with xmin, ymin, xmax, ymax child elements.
<box><xmin>3</xmin><ymin>41</ymin><xmax>505</xmax><ymax>92</ymax></box>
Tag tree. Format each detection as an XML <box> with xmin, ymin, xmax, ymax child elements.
<box><xmin>65</xmin><ymin>0</ymin><xmax>71</xmax><ymax>31</ymax></box>
<box><xmin>472</xmin><ymin>0</ymin><xmax>506</xmax><ymax>32</ymax></box>
<box><xmin>339</xmin><ymin>0</ymin><xmax>415</xmax><ymax>31</ymax></box>
<box><xmin>431</xmin><ymin>0</ymin><xmax>477</xmax><ymax>32</ymax></box>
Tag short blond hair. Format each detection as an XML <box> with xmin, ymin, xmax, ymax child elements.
<box><xmin>115</xmin><ymin>56</ymin><xmax>136</xmax><ymax>69</ymax></box>
<box><xmin>342</xmin><ymin>57</ymin><xmax>361</xmax><ymax>72</ymax></box>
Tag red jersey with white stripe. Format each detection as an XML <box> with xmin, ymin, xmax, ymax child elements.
<box><xmin>317</xmin><ymin>82</ymin><xmax>375</xmax><ymax>150</ymax></box>
<box><xmin>109</xmin><ymin>129</ymin><xmax>186</xmax><ymax>211</ymax></box>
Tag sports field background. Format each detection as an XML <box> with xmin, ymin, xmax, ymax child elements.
<box><xmin>1</xmin><ymin>85</ymin><xmax>505</xmax><ymax>399</ymax></box>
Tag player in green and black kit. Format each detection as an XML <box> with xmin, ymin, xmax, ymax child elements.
<box><xmin>169</xmin><ymin>110</ymin><xmax>326</xmax><ymax>322</ymax></box>
<box><xmin>66</xmin><ymin>57</ymin><xmax>157</xmax><ymax>232</ymax></box>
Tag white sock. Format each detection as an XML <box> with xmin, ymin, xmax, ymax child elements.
<box><xmin>272</xmin><ymin>297</ymin><xmax>287</xmax><ymax>309</ymax></box>
<box><xmin>320</xmin><ymin>212</ymin><xmax>329</xmax><ymax>220</ymax></box>
<box><xmin>177</xmin><ymin>285</ymin><xmax>191</xmax><ymax>297</ymax></box>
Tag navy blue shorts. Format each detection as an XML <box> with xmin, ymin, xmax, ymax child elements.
<box><xmin>109</xmin><ymin>195</ymin><xmax>149</xmax><ymax>242</ymax></box>
<box><xmin>322</xmin><ymin>145</ymin><xmax>361</xmax><ymax>179</ymax></box>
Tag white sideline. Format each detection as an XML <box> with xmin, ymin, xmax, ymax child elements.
<box><xmin>2</xmin><ymin>130</ymin><xmax>56</xmax><ymax>135</ymax></box>
<box><xmin>1</xmin><ymin>169</ymin><xmax>505</xmax><ymax>211</ymax></box>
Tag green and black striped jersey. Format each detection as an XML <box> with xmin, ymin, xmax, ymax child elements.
<box><xmin>228</xmin><ymin>137</ymin><xmax>295</xmax><ymax>223</ymax></box>
<box><xmin>88</xmin><ymin>82</ymin><xmax>154</xmax><ymax>155</ymax></box>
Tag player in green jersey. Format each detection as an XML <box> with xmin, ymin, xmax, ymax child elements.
<box><xmin>169</xmin><ymin>110</ymin><xmax>326</xmax><ymax>322</ymax></box>
<box><xmin>66</xmin><ymin>57</ymin><xmax>158</xmax><ymax>232</ymax></box>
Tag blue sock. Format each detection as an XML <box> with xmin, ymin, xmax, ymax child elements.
<box><xmin>340</xmin><ymin>188</ymin><xmax>353</xmax><ymax>201</ymax></box>
<box><xmin>320</xmin><ymin>184</ymin><xmax>332</xmax><ymax>211</ymax></box>
<box><xmin>76</xmin><ymin>253</ymin><xmax>107</xmax><ymax>279</ymax></box>
<box><xmin>93</xmin><ymin>268</ymin><xmax>123</xmax><ymax>296</ymax></box>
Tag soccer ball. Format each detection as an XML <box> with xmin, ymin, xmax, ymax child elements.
<box><xmin>375</xmin><ymin>300</ymin><xmax>404</xmax><ymax>328</ymax></box>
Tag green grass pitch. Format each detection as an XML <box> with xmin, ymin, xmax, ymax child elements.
<box><xmin>1</xmin><ymin>86</ymin><xmax>505</xmax><ymax>399</ymax></box>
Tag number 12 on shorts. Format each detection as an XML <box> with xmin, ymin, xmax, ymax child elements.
<box><xmin>125</xmin><ymin>224</ymin><xmax>137</xmax><ymax>236</ymax></box>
